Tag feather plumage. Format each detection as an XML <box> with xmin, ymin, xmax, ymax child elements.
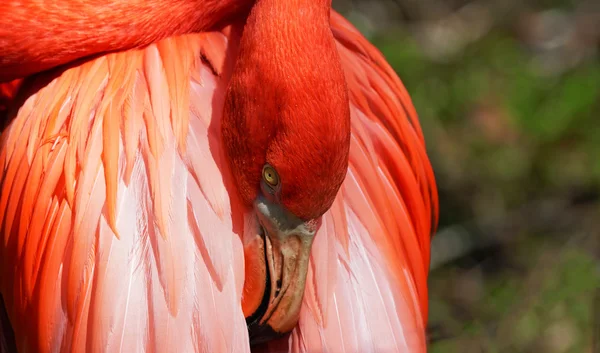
<box><xmin>0</xmin><ymin>10</ymin><xmax>437</xmax><ymax>353</ymax></box>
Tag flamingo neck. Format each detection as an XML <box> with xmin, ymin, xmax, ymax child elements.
<box><xmin>222</xmin><ymin>0</ymin><xmax>351</xmax><ymax>218</ymax></box>
<box><xmin>251</xmin><ymin>0</ymin><xmax>332</xmax><ymax>28</ymax></box>
<box><xmin>0</xmin><ymin>0</ymin><xmax>255</xmax><ymax>81</ymax></box>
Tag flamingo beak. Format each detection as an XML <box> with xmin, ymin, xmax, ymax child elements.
<box><xmin>242</xmin><ymin>194</ymin><xmax>316</xmax><ymax>345</ymax></box>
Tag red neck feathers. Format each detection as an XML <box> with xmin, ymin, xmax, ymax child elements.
<box><xmin>2</xmin><ymin>0</ymin><xmax>351</xmax><ymax>220</ymax></box>
<box><xmin>222</xmin><ymin>0</ymin><xmax>351</xmax><ymax>220</ymax></box>
<box><xmin>0</xmin><ymin>0</ymin><xmax>255</xmax><ymax>81</ymax></box>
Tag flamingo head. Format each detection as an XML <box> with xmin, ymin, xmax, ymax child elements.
<box><xmin>222</xmin><ymin>0</ymin><xmax>351</xmax><ymax>344</ymax></box>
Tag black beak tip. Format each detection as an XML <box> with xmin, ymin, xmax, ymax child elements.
<box><xmin>247</xmin><ymin>321</ymin><xmax>286</xmax><ymax>346</ymax></box>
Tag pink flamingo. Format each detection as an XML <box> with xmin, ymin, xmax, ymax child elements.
<box><xmin>0</xmin><ymin>0</ymin><xmax>438</xmax><ymax>352</ymax></box>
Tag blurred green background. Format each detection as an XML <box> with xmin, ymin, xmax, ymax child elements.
<box><xmin>335</xmin><ymin>0</ymin><xmax>599</xmax><ymax>352</ymax></box>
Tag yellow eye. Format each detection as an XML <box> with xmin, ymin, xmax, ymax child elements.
<box><xmin>262</xmin><ymin>165</ymin><xmax>280</xmax><ymax>187</ymax></box>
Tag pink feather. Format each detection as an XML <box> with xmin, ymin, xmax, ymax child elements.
<box><xmin>0</xmin><ymin>9</ymin><xmax>437</xmax><ymax>353</ymax></box>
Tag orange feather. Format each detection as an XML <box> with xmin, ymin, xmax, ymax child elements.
<box><xmin>0</xmin><ymin>7</ymin><xmax>437</xmax><ymax>353</ymax></box>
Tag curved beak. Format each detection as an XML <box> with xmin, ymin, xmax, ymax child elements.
<box><xmin>242</xmin><ymin>195</ymin><xmax>316</xmax><ymax>345</ymax></box>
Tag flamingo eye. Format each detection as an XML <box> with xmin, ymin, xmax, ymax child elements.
<box><xmin>262</xmin><ymin>164</ymin><xmax>280</xmax><ymax>188</ymax></box>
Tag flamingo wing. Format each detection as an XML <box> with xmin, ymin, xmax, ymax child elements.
<box><xmin>0</xmin><ymin>28</ymin><xmax>252</xmax><ymax>353</ymax></box>
<box><xmin>258</xmin><ymin>12</ymin><xmax>438</xmax><ymax>353</ymax></box>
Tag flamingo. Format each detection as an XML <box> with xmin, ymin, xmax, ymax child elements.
<box><xmin>0</xmin><ymin>0</ymin><xmax>438</xmax><ymax>352</ymax></box>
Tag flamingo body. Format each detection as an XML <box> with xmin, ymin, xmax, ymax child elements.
<box><xmin>0</xmin><ymin>9</ymin><xmax>437</xmax><ymax>353</ymax></box>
